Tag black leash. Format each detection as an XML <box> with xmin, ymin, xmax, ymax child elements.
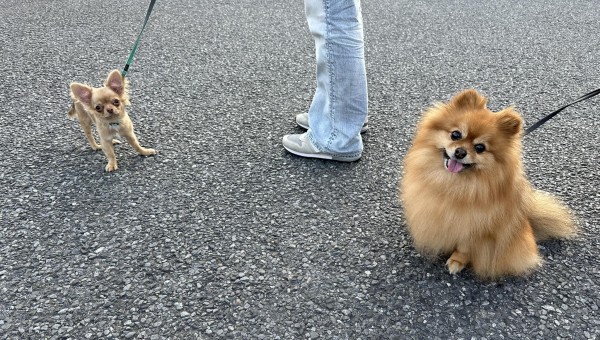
<box><xmin>525</xmin><ymin>88</ymin><xmax>600</xmax><ymax>135</ymax></box>
<box><xmin>121</xmin><ymin>0</ymin><xmax>157</xmax><ymax>77</ymax></box>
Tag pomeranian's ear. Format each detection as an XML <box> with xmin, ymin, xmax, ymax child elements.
<box><xmin>496</xmin><ymin>108</ymin><xmax>523</xmax><ymax>136</ymax></box>
<box><xmin>105</xmin><ymin>69</ymin><xmax>126</xmax><ymax>95</ymax></box>
<box><xmin>449</xmin><ymin>89</ymin><xmax>488</xmax><ymax>110</ymax></box>
<box><xmin>70</xmin><ymin>83</ymin><xmax>93</xmax><ymax>105</ymax></box>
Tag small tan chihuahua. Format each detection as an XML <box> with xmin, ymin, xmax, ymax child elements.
<box><xmin>68</xmin><ymin>69</ymin><xmax>156</xmax><ymax>172</ymax></box>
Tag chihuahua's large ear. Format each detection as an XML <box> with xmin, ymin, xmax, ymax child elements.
<box><xmin>105</xmin><ymin>69</ymin><xmax>126</xmax><ymax>95</ymax></box>
<box><xmin>70</xmin><ymin>83</ymin><xmax>93</xmax><ymax>105</ymax></box>
<box><xmin>496</xmin><ymin>107</ymin><xmax>523</xmax><ymax>136</ymax></box>
<box><xmin>449</xmin><ymin>89</ymin><xmax>488</xmax><ymax>111</ymax></box>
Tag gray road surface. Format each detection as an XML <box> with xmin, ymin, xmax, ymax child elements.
<box><xmin>1</xmin><ymin>0</ymin><xmax>599</xmax><ymax>338</ymax></box>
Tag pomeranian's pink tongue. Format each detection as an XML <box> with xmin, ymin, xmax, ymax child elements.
<box><xmin>447</xmin><ymin>159</ymin><xmax>463</xmax><ymax>173</ymax></box>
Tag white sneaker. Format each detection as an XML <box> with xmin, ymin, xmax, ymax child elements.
<box><xmin>282</xmin><ymin>133</ymin><xmax>361</xmax><ymax>162</ymax></box>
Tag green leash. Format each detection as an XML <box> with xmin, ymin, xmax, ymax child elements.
<box><xmin>122</xmin><ymin>0</ymin><xmax>157</xmax><ymax>77</ymax></box>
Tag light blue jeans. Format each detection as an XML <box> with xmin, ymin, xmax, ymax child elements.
<box><xmin>305</xmin><ymin>0</ymin><xmax>368</xmax><ymax>157</ymax></box>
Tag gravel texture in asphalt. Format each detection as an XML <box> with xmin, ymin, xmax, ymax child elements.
<box><xmin>1</xmin><ymin>0</ymin><xmax>599</xmax><ymax>338</ymax></box>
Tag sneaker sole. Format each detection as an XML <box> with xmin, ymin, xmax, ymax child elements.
<box><xmin>296</xmin><ymin>121</ymin><xmax>369</xmax><ymax>134</ymax></box>
<box><xmin>283</xmin><ymin>145</ymin><xmax>361</xmax><ymax>162</ymax></box>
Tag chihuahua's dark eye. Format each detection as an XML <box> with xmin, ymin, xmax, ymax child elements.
<box><xmin>474</xmin><ymin>144</ymin><xmax>486</xmax><ymax>153</ymax></box>
<box><xmin>450</xmin><ymin>130</ymin><xmax>462</xmax><ymax>140</ymax></box>
<box><xmin>95</xmin><ymin>105</ymin><xmax>103</xmax><ymax>112</ymax></box>
<box><xmin>112</xmin><ymin>99</ymin><xmax>120</xmax><ymax>106</ymax></box>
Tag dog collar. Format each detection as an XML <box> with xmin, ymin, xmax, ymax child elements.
<box><xmin>108</xmin><ymin>122</ymin><xmax>120</xmax><ymax>129</ymax></box>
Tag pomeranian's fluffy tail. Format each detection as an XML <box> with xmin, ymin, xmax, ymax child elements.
<box><xmin>529</xmin><ymin>190</ymin><xmax>577</xmax><ymax>241</ymax></box>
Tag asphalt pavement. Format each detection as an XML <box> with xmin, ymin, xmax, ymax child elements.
<box><xmin>1</xmin><ymin>0</ymin><xmax>599</xmax><ymax>338</ymax></box>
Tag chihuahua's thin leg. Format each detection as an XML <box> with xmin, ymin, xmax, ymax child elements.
<box><xmin>83</xmin><ymin>125</ymin><xmax>101</xmax><ymax>150</ymax></box>
<box><xmin>77</xmin><ymin>114</ymin><xmax>101</xmax><ymax>150</ymax></box>
<box><xmin>100</xmin><ymin>139</ymin><xmax>118</xmax><ymax>172</ymax></box>
<box><xmin>123</xmin><ymin>128</ymin><xmax>156</xmax><ymax>156</ymax></box>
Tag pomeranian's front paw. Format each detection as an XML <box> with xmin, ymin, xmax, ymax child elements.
<box><xmin>446</xmin><ymin>258</ymin><xmax>466</xmax><ymax>274</ymax></box>
<box><xmin>105</xmin><ymin>162</ymin><xmax>118</xmax><ymax>172</ymax></box>
<box><xmin>140</xmin><ymin>148</ymin><xmax>157</xmax><ymax>156</ymax></box>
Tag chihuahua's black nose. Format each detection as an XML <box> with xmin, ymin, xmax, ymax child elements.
<box><xmin>454</xmin><ymin>147</ymin><xmax>467</xmax><ymax>159</ymax></box>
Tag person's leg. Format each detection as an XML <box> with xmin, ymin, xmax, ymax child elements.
<box><xmin>283</xmin><ymin>0</ymin><xmax>368</xmax><ymax>161</ymax></box>
<box><xmin>305</xmin><ymin>0</ymin><xmax>368</xmax><ymax>156</ymax></box>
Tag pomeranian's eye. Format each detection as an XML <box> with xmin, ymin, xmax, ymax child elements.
<box><xmin>450</xmin><ymin>130</ymin><xmax>462</xmax><ymax>140</ymax></box>
<box><xmin>474</xmin><ymin>144</ymin><xmax>486</xmax><ymax>153</ymax></box>
<box><xmin>95</xmin><ymin>105</ymin><xmax>103</xmax><ymax>112</ymax></box>
<box><xmin>112</xmin><ymin>99</ymin><xmax>120</xmax><ymax>106</ymax></box>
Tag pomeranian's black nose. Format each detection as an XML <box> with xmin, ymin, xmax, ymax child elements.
<box><xmin>454</xmin><ymin>147</ymin><xmax>467</xmax><ymax>159</ymax></box>
<box><xmin>107</xmin><ymin>108</ymin><xmax>114</xmax><ymax>114</ymax></box>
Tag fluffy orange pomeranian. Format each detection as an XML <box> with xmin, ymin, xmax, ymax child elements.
<box><xmin>400</xmin><ymin>89</ymin><xmax>577</xmax><ymax>279</ymax></box>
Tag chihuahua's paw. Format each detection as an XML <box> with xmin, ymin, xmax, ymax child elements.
<box><xmin>140</xmin><ymin>148</ymin><xmax>157</xmax><ymax>156</ymax></box>
<box><xmin>91</xmin><ymin>144</ymin><xmax>102</xmax><ymax>151</ymax></box>
<box><xmin>105</xmin><ymin>162</ymin><xmax>118</xmax><ymax>172</ymax></box>
<box><xmin>112</xmin><ymin>139</ymin><xmax>122</xmax><ymax>145</ymax></box>
<box><xmin>446</xmin><ymin>258</ymin><xmax>466</xmax><ymax>275</ymax></box>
